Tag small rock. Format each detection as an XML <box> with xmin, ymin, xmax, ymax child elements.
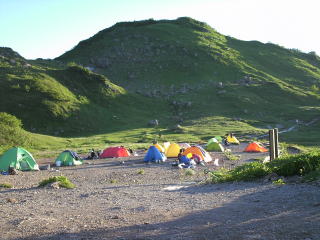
<box><xmin>80</xmin><ymin>193</ymin><xmax>89</xmax><ymax>198</ymax></box>
<box><xmin>39</xmin><ymin>164</ymin><xmax>51</xmax><ymax>170</ymax></box>
<box><xmin>48</xmin><ymin>182</ymin><xmax>60</xmax><ymax>189</ymax></box>
<box><xmin>111</xmin><ymin>215</ymin><xmax>119</xmax><ymax>219</ymax></box>
<box><xmin>6</xmin><ymin>198</ymin><xmax>18</xmax><ymax>203</ymax></box>
<box><xmin>263</xmin><ymin>173</ymin><xmax>279</xmax><ymax>182</ymax></box>
<box><xmin>8</xmin><ymin>167</ymin><xmax>19</xmax><ymax>175</ymax></box>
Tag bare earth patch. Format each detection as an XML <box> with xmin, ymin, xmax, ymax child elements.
<box><xmin>0</xmin><ymin>145</ymin><xmax>319</xmax><ymax>240</ymax></box>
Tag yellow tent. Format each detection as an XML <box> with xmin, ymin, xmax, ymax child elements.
<box><xmin>154</xmin><ymin>143</ymin><xmax>165</xmax><ymax>153</ymax></box>
<box><xmin>165</xmin><ymin>143</ymin><xmax>181</xmax><ymax>157</ymax></box>
<box><xmin>163</xmin><ymin>142</ymin><xmax>171</xmax><ymax>152</ymax></box>
<box><xmin>227</xmin><ymin>135</ymin><xmax>240</xmax><ymax>144</ymax></box>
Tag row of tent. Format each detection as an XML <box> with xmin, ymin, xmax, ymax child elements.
<box><xmin>0</xmin><ymin>146</ymin><xmax>132</xmax><ymax>172</ymax></box>
<box><xmin>144</xmin><ymin>144</ymin><xmax>213</xmax><ymax>163</ymax></box>
<box><xmin>0</xmin><ymin>140</ymin><xmax>268</xmax><ymax>172</ymax></box>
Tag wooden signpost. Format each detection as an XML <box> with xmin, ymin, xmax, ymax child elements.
<box><xmin>269</xmin><ymin>128</ymin><xmax>279</xmax><ymax>161</ymax></box>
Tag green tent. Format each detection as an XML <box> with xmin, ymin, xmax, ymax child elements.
<box><xmin>0</xmin><ymin>147</ymin><xmax>39</xmax><ymax>172</ymax></box>
<box><xmin>55</xmin><ymin>150</ymin><xmax>82</xmax><ymax>166</ymax></box>
<box><xmin>214</xmin><ymin>136</ymin><xmax>223</xmax><ymax>143</ymax></box>
<box><xmin>207</xmin><ymin>137</ymin><xmax>219</xmax><ymax>145</ymax></box>
<box><xmin>206</xmin><ymin>141</ymin><xmax>225</xmax><ymax>152</ymax></box>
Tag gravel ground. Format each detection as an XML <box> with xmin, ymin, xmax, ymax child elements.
<box><xmin>0</xmin><ymin>144</ymin><xmax>319</xmax><ymax>240</ymax></box>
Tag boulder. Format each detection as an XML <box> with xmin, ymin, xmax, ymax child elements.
<box><xmin>148</xmin><ymin>119</ymin><xmax>159</xmax><ymax>127</ymax></box>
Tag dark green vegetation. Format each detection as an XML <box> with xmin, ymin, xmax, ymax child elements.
<box><xmin>0</xmin><ymin>182</ymin><xmax>13</xmax><ymax>188</ymax></box>
<box><xmin>210</xmin><ymin>151</ymin><xmax>320</xmax><ymax>183</ymax></box>
<box><xmin>38</xmin><ymin>176</ymin><xmax>75</xmax><ymax>189</ymax></box>
<box><xmin>0</xmin><ymin>17</ymin><xmax>319</xmax><ymax>154</ymax></box>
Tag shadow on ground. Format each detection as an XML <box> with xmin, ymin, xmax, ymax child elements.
<box><xmin>19</xmin><ymin>183</ymin><xmax>320</xmax><ymax>240</ymax></box>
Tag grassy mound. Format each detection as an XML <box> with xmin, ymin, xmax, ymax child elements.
<box><xmin>210</xmin><ymin>151</ymin><xmax>320</xmax><ymax>183</ymax></box>
<box><xmin>38</xmin><ymin>176</ymin><xmax>75</xmax><ymax>189</ymax></box>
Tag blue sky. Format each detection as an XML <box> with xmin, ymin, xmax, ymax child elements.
<box><xmin>1</xmin><ymin>0</ymin><xmax>319</xmax><ymax>59</ymax></box>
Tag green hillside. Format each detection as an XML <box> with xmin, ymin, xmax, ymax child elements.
<box><xmin>57</xmin><ymin>17</ymin><xmax>320</xmax><ymax>143</ymax></box>
<box><xmin>1</xmin><ymin>17</ymin><xmax>320</xmax><ymax>153</ymax></box>
<box><xmin>0</xmin><ymin>47</ymin><xmax>172</xmax><ymax>151</ymax></box>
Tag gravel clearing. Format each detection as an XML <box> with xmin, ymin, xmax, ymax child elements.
<box><xmin>0</xmin><ymin>144</ymin><xmax>319</xmax><ymax>240</ymax></box>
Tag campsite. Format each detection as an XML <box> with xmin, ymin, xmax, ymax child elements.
<box><xmin>1</xmin><ymin>3</ymin><xmax>320</xmax><ymax>239</ymax></box>
<box><xmin>1</xmin><ymin>141</ymin><xmax>320</xmax><ymax>240</ymax></box>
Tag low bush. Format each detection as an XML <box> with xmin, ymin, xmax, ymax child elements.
<box><xmin>302</xmin><ymin>169</ymin><xmax>320</xmax><ymax>182</ymax></box>
<box><xmin>209</xmin><ymin>151</ymin><xmax>320</xmax><ymax>183</ymax></box>
<box><xmin>38</xmin><ymin>176</ymin><xmax>75</xmax><ymax>189</ymax></box>
<box><xmin>267</xmin><ymin>151</ymin><xmax>320</xmax><ymax>176</ymax></box>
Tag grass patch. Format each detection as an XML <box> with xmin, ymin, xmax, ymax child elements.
<box><xmin>110</xmin><ymin>179</ymin><xmax>118</xmax><ymax>184</ymax></box>
<box><xmin>184</xmin><ymin>168</ymin><xmax>196</xmax><ymax>176</ymax></box>
<box><xmin>273</xmin><ymin>178</ymin><xmax>286</xmax><ymax>185</ymax></box>
<box><xmin>209</xmin><ymin>151</ymin><xmax>320</xmax><ymax>183</ymax></box>
<box><xmin>137</xmin><ymin>169</ymin><xmax>145</xmax><ymax>175</ymax></box>
<box><xmin>224</xmin><ymin>151</ymin><xmax>240</xmax><ymax>161</ymax></box>
<box><xmin>0</xmin><ymin>183</ymin><xmax>13</xmax><ymax>188</ymax></box>
<box><xmin>38</xmin><ymin>176</ymin><xmax>75</xmax><ymax>189</ymax></box>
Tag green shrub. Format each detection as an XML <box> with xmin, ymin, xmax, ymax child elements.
<box><xmin>302</xmin><ymin>169</ymin><xmax>320</xmax><ymax>182</ymax></box>
<box><xmin>0</xmin><ymin>183</ymin><xmax>13</xmax><ymax>188</ymax></box>
<box><xmin>0</xmin><ymin>112</ymin><xmax>32</xmax><ymax>151</ymax></box>
<box><xmin>267</xmin><ymin>152</ymin><xmax>320</xmax><ymax>176</ymax></box>
<box><xmin>137</xmin><ymin>169</ymin><xmax>145</xmax><ymax>175</ymax></box>
<box><xmin>210</xmin><ymin>162</ymin><xmax>269</xmax><ymax>183</ymax></box>
<box><xmin>38</xmin><ymin>176</ymin><xmax>75</xmax><ymax>189</ymax></box>
<box><xmin>209</xmin><ymin>151</ymin><xmax>320</xmax><ymax>183</ymax></box>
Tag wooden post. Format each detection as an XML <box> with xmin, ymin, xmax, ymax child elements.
<box><xmin>269</xmin><ymin>129</ymin><xmax>275</xmax><ymax>161</ymax></box>
<box><xmin>274</xmin><ymin>128</ymin><xmax>279</xmax><ymax>158</ymax></box>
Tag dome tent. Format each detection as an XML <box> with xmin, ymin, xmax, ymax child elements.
<box><xmin>227</xmin><ymin>135</ymin><xmax>240</xmax><ymax>145</ymax></box>
<box><xmin>100</xmin><ymin>146</ymin><xmax>130</xmax><ymax>158</ymax></box>
<box><xmin>183</xmin><ymin>146</ymin><xmax>212</xmax><ymax>163</ymax></box>
<box><xmin>55</xmin><ymin>150</ymin><xmax>83</xmax><ymax>166</ymax></box>
<box><xmin>244</xmin><ymin>142</ymin><xmax>268</xmax><ymax>152</ymax></box>
<box><xmin>206</xmin><ymin>141</ymin><xmax>224</xmax><ymax>152</ymax></box>
<box><xmin>0</xmin><ymin>147</ymin><xmax>39</xmax><ymax>172</ymax></box>
<box><xmin>154</xmin><ymin>143</ymin><xmax>165</xmax><ymax>153</ymax></box>
<box><xmin>165</xmin><ymin>143</ymin><xmax>181</xmax><ymax>157</ymax></box>
<box><xmin>144</xmin><ymin>146</ymin><xmax>167</xmax><ymax>163</ymax></box>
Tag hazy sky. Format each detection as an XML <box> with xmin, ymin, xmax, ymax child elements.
<box><xmin>1</xmin><ymin>0</ymin><xmax>319</xmax><ymax>59</ymax></box>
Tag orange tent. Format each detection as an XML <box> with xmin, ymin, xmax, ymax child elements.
<box><xmin>182</xmin><ymin>146</ymin><xmax>212</xmax><ymax>163</ymax></box>
<box><xmin>244</xmin><ymin>142</ymin><xmax>268</xmax><ymax>152</ymax></box>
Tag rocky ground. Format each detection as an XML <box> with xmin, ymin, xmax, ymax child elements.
<box><xmin>0</xmin><ymin>144</ymin><xmax>319</xmax><ymax>240</ymax></box>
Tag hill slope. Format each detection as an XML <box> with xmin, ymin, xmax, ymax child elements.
<box><xmin>57</xmin><ymin>17</ymin><xmax>320</xmax><ymax>143</ymax></box>
<box><xmin>0</xmin><ymin>47</ymin><xmax>171</xmax><ymax>138</ymax></box>
<box><xmin>1</xmin><ymin>17</ymin><xmax>320</xmax><ymax>151</ymax></box>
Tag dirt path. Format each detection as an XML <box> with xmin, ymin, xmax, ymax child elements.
<box><xmin>0</xmin><ymin>147</ymin><xmax>319</xmax><ymax>240</ymax></box>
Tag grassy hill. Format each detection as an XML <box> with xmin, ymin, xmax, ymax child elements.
<box><xmin>57</xmin><ymin>17</ymin><xmax>320</xmax><ymax>143</ymax></box>
<box><xmin>1</xmin><ymin>17</ymin><xmax>320</xmax><ymax>154</ymax></box>
<box><xmin>0</xmin><ymin>47</ymin><xmax>173</xmax><ymax>152</ymax></box>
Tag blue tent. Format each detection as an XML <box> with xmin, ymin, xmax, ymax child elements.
<box><xmin>144</xmin><ymin>146</ymin><xmax>167</xmax><ymax>163</ymax></box>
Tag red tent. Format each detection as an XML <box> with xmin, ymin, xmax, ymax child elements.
<box><xmin>244</xmin><ymin>142</ymin><xmax>268</xmax><ymax>153</ymax></box>
<box><xmin>100</xmin><ymin>147</ymin><xmax>130</xmax><ymax>158</ymax></box>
